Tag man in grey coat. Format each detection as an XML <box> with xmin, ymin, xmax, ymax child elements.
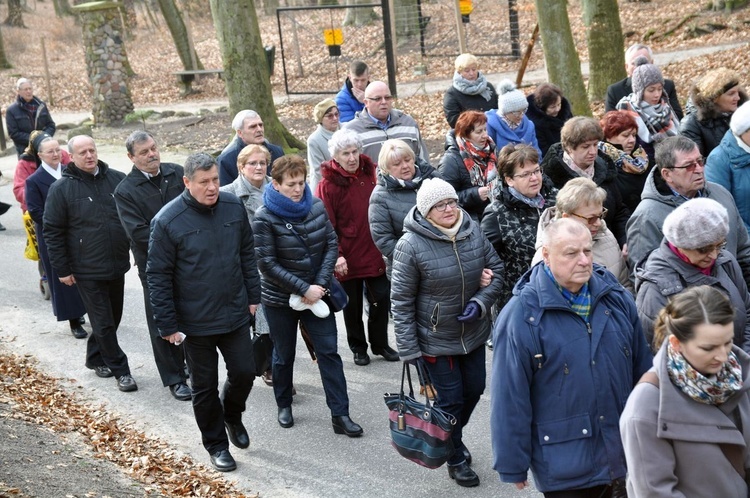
<box><xmin>626</xmin><ymin>136</ymin><xmax>750</xmax><ymax>284</ymax></box>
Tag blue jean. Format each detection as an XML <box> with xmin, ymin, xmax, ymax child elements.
<box><xmin>265</xmin><ymin>305</ymin><xmax>350</xmax><ymax>416</ymax></box>
<box><xmin>183</xmin><ymin>325</ymin><xmax>255</xmax><ymax>454</ymax></box>
<box><xmin>422</xmin><ymin>345</ymin><xmax>486</xmax><ymax>465</ymax></box>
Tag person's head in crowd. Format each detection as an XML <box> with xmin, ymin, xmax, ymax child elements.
<box><xmin>271</xmin><ymin>155</ymin><xmax>307</xmax><ymax>202</ymax></box>
<box><xmin>533</xmin><ymin>83</ymin><xmax>564</xmax><ymax>117</ymax></box>
<box><xmin>314</xmin><ymin>98</ymin><xmax>339</xmax><ymax>132</ymax></box>
<box><xmin>455</xmin><ymin>110</ymin><xmax>490</xmax><ymax>149</ymax></box>
<box><xmin>600</xmin><ymin>111</ymin><xmax>639</xmax><ymax>155</ymax></box>
<box><xmin>232</xmin><ymin>110</ymin><xmax>265</xmax><ymax>146</ymax></box>
<box><xmin>497</xmin><ymin>79</ymin><xmax>528</xmax><ymax>125</ymax></box>
<box><xmin>631</xmin><ymin>57</ymin><xmax>665</xmax><ymax>105</ymax></box>
<box><xmin>24</xmin><ymin>130</ymin><xmax>52</xmax><ymax>159</ymax></box>
<box><xmin>499</xmin><ymin>143</ymin><xmax>541</xmax><ymax>198</ymax></box>
<box><xmin>454</xmin><ymin>53</ymin><xmax>480</xmax><ymax>82</ymax></box>
<box><xmin>541</xmin><ymin>218</ymin><xmax>593</xmax><ymax>293</ymax></box>
<box><xmin>730</xmin><ymin>100</ymin><xmax>750</xmax><ymax>148</ymax></box>
<box><xmin>68</xmin><ymin>135</ymin><xmax>99</xmax><ymax>174</ymax></box>
<box><xmin>378</xmin><ymin>139</ymin><xmax>416</xmax><ymax>181</ymax></box>
<box><xmin>237</xmin><ymin>144</ymin><xmax>271</xmax><ymax>189</ymax></box>
<box><xmin>126</xmin><ymin>130</ymin><xmax>161</xmax><ymax>176</ymax></box>
<box><xmin>656</xmin><ymin>136</ymin><xmax>705</xmax><ymax>198</ymax></box>
<box><xmin>652</xmin><ymin>285</ymin><xmax>735</xmax><ymax>373</ymax></box>
<box><xmin>363</xmin><ymin>81</ymin><xmax>394</xmax><ymax>122</ymax></box>
<box><xmin>662</xmin><ymin>197</ymin><xmax>728</xmax><ymax>271</ymax></box>
<box><xmin>624</xmin><ymin>43</ymin><xmax>654</xmax><ymax>76</ymax></box>
<box><xmin>416</xmin><ymin>177</ymin><xmax>460</xmax><ymax>228</ymax></box>
<box><xmin>691</xmin><ymin>68</ymin><xmax>746</xmax><ymax>115</ymax></box>
<box><xmin>328</xmin><ymin>129</ymin><xmax>362</xmax><ymax>174</ymax></box>
<box><xmin>561</xmin><ymin>117</ymin><xmax>604</xmax><ymax>169</ymax></box>
<box><xmin>16</xmin><ymin>77</ymin><xmax>34</xmax><ymax>103</ymax></box>
<box><xmin>348</xmin><ymin>61</ymin><xmax>369</xmax><ymax>93</ymax></box>
<box><xmin>554</xmin><ymin>177</ymin><xmax>608</xmax><ymax>239</ymax></box>
<box><xmin>183</xmin><ymin>152</ymin><xmax>220</xmax><ymax>207</ymax></box>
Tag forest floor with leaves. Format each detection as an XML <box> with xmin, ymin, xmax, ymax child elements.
<box><xmin>0</xmin><ymin>0</ymin><xmax>749</xmax><ymax>497</ymax></box>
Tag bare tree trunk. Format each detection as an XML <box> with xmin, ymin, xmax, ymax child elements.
<box><xmin>52</xmin><ymin>0</ymin><xmax>73</xmax><ymax>17</ymax></box>
<box><xmin>5</xmin><ymin>0</ymin><xmax>26</xmax><ymax>27</ymax></box>
<box><xmin>533</xmin><ymin>0</ymin><xmax>590</xmax><ymax>116</ymax></box>
<box><xmin>208</xmin><ymin>0</ymin><xmax>304</xmax><ymax>150</ymax></box>
<box><xmin>156</xmin><ymin>0</ymin><xmax>204</xmax><ymax>70</ymax></box>
<box><xmin>582</xmin><ymin>0</ymin><xmax>626</xmax><ymax>101</ymax></box>
<box><xmin>0</xmin><ymin>27</ymin><xmax>12</xmax><ymax>69</ymax></box>
<box><xmin>343</xmin><ymin>0</ymin><xmax>378</xmax><ymax>26</ymax></box>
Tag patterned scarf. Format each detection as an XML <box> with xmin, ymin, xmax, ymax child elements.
<box><xmin>262</xmin><ymin>182</ymin><xmax>313</xmax><ymax>221</ymax></box>
<box><xmin>543</xmin><ymin>264</ymin><xmax>591</xmax><ymax>323</ymax></box>
<box><xmin>667</xmin><ymin>340</ymin><xmax>743</xmax><ymax>405</ymax></box>
<box><xmin>386</xmin><ymin>163</ymin><xmax>425</xmax><ymax>190</ymax></box>
<box><xmin>508</xmin><ymin>186</ymin><xmax>545</xmax><ymax>209</ymax></box>
<box><xmin>598</xmin><ymin>141</ymin><xmax>649</xmax><ymax>174</ymax></box>
<box><xmin>457</xmin><ymin>135</ymin><xmax>497</xmax><ymax>187</ymax></box>
<box><xmin>562</xmin><ymin>151</ymin><xmax>595</xmax><ymax>180</ymax></box>
<box><xmin>622</xmin><ymin>94</ymin><xmax>680</xmax><ymax>144</ymax></box>
<box><xmin>452</xmin><ymin>72</ymin><xmax>492</xmax><ymax>101</ymax></box>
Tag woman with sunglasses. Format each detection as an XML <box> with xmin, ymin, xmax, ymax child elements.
<box><xmin>532</xmin><ymin>177</ymin><xmax>631</xmax><ymax>292</ymax></box>
<box><xmin>636</xmin><ymin>198</ymin><xmax>750</xmax><ymax>353</ymax></box>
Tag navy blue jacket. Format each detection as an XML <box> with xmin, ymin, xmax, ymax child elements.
<box><xmin>218</xmin><ymin>136</ymin><xmax>284</xmax><ymax>186</ymax></box>
<box><xmin>6</xmin><ymin>95</ymin><xmax>56</xmax><ymax>156</ymax></box>
<box><xmin>491</xmin><ymin>263</ymin><xmax>652</xmax><ymax>493</ymax></box>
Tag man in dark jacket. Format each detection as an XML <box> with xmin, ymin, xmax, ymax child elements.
<box><xmin>114</xmin><ymin>131</ymin><xmax>190</xmax><ymax>402</ymax></box>
<box><xmin>218</xmin><ymin>110</ymin><xmax>283</xmax><ymax>186</ymax></box>
<box><xmin>335</xmin><ymin>60</ymin><xmax>369</xmax><ymax>123</ymax></box>
<box><xmin>147</xmin><ymin>153</ymin><xmax>261</xmax><ymax>473</ymax></box>
<box><xmin>6</xmin><ymin>78</ymin><xmax>56</xmax><ymax>157</ymax></box>
<box><xmin>492</xmin><ymin>218</ymin><xmax>651</xmax><ymax>496</ymax></box>
<box><xmin>43</xmin><ymin>136</ymin><xmax>136</xmax><ymax>392</ymax></box>
<box><xmin>604</xmin><ymin>44</ymin><xmax>683</xmax><ymax>120</ymax></box>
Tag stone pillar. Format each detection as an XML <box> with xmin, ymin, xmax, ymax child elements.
<box><xmin>72</xmin><ymin>1</ymin><xmax>134</xmax><ymax>126</ymax></box>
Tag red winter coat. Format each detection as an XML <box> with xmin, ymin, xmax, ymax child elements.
<box><xmin>14</xmin><ymin>149</ymin><xmax>71</xmax><ymax>212</ymax></box>
<box><xmin>316</xmin><ymin>154</ymin><xmax>385</xmax><ymax>281</ymax></box>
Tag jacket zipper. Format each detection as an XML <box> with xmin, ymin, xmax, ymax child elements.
<box><xmin>452</xmin><ymin>238</ymin><xmax>468</xmax><ymax>354</ymax></box>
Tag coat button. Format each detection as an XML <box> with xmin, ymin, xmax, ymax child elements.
<box><xmin>543</xmin><ymin>435</ymin><xmax>550</xmax><ymax>441</ymax></box>
<box><xmin>582</xmin><ymin>429</ymin><xmax>588</xmax><ymax>435</ymax></box>
<box><xmin>529</xmin><ymin>317</ymin><xmax>535</xmax><ymax>322</ymax></box>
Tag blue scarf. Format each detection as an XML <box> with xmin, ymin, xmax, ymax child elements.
<box><xmin>508</xmin><ymin>186</ymin><xmax>545</xmax><ymax>209</ymax></box>
<box><xmin>263</xmin><ymin>183</ymin><xmax>313</xmax><ymax>221</ymax></box>
<box><xmin>543</xmin><ymin>264</ymin><xmax>591</xmax><ymax>323</ymax></box>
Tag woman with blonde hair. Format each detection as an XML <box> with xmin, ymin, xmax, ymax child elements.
<box><xmin>443</xmin><ymin>53</ymin><xmax>498</xmax><ymax>129</ymax></box>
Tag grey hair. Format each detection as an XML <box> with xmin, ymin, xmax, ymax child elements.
<box><xmin>16</xmin><ymin>77</ymin><xmax>31</xmax><ymax>90</ymax></box>
<box><xmin>328</xmin><ymin>129</ymin><xmax>362</xmax><ymax>157</ymax></box>
<box><xmin>625</xmin><ymin>43</ymin><xmax>653</xmax><ymax>63</ymax></box>
<box><xmin>231</xmin><ymin>110</ymin><xmax>260</xmax><ymax>131</ymax></box>
<box><xmin>377</xmin><ymin>139</ymin><xmax>415</xmax><ymax>175</ymax></box>
<box><xmin>543</xmin><ymin>217</ymin><xmax>591</xmax><ymax>249</ymax></box>
<box><xmin>125</xmin><ymin>130</ymin><xmax>155</xmax><ymax>155</ymax></box>
<box><xmin>655</xmin><ymin>136</ymin><xmax>700</xmax><ymax>171</ymax></box>
<box><xmin>554</xmin><ymin>177</ymin><xmax>607</xmax><ymax>217</ymax></box>
<box><xmin>184</xmin><ymin>152</ymin><xmax>217</xmax><ymax>180</ymax></box>
<box><xmin>67</xmin><ymin>135</ymin><xmax>95</xmax><ymax>154</ymax></box>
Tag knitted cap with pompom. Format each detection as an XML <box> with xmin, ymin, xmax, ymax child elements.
<box><xmin>497</xmin><ymin>79</ymin><xmax>528</xmax><ymax>116</ymax></box>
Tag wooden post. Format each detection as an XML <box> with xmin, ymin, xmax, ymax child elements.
<box><xmin>387</xmin><ymin>0</ymin><xmax>397</xmax><ymax>72</ymax></box>
<box><xmin>515</xmin><ymin>23</ymin><xmax>539</xmax><ymax>88</ymax></box>
<box><xmin>41</xmin><ymin>37</ymin><xmax>53</xmax><ymax>106</ymax></box>
<box><xmin>453</xmin><ymin>0</ymin><xmax>467</xmax><ymax>54</ymax></box>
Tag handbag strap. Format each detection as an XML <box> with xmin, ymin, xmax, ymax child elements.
<box><xmin>400</xmin><ymin>361</ymin><xmax>433</xmax><ymax>408</ymax></box>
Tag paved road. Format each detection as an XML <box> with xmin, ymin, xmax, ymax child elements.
<box><xmin>0</xmin><ymin>175</ymin><xmax>541</xmax><ymax>497</ymax></box>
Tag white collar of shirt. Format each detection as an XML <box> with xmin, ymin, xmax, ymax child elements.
<box><xmin>41</xmin><ymin>161</ymin><xmax>62</xmax><ymax>180</ymax></box>
<box><xmin>140</xmin><ymin>168</ymin><xmax>160</xmax><ymax>179</ymax></box>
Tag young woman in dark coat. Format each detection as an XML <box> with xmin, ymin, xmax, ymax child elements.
<box><xmin>526</xmin><ymin>83</ymin><xmax>573</xmax><ymax>158</ymax></box>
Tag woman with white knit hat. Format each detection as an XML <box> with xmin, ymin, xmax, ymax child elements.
<box><xmin>485</xmin><ymin>79</ymin><xmax>541</xmax><ymax>157</ymax></box>
<box><xmin>635</xmin><ymin>197</ymin><xmax>750</xmax><ymax>353</ymax></box>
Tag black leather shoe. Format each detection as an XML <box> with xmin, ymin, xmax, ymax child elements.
<box><xmin>169</xmin><ymin>382</ymin><xmax>191</xmax><ymax>401</ymax></box>
<box><xmin>278</xmin><ymin>406</ymin><xmax>294</xmax><ymax>428</ymax></box>
<box><xmin>90</xmin><ymin>365</ymin><xmax>113</xmax><ymax>378</ymax></box>
<box><xmin>225</xmin><ymin>420</ymin><xmax>250</xmax><ymax>449</ymax></box>
<box><xmin>372</xmin><ymin>345</ymin><xmax>399</xmax><ymax>361</ymax></box>
<box><xmin>70</xmin><ymin>324</ymin><xmax>87</xmax><ymax>339</ymax></box>
<box><xmin>332</xmin><ymin>415</ymin><xmax>363</xmax><ymax>437</ymax></box>
<box><xmin>261</xmin><ymin>369</ymin><xmax>273</xmax><ymax>386</ymax></box>
<box><xmin>116</xmin><ymin>374</ymin><xmax>138</xmax><ymax>392</ymax></box>
<box><xmin>448</xmin><ymin>461</ymin><xmax>479</xmax><ymax>487</ymax></box>
<box><xmin>209</xmin><ymin>449</ymin><xmax>236</xmax><ymax>472</ymax></box>
<box><xmin>353</xmin><ymin>352</ymin><xmax>370</xmax><ymax>366</ymax></box>
<box><xmin>462</xmin><ymin>446</ymin><xmax>472</xmax><ymax>466</ymax></box>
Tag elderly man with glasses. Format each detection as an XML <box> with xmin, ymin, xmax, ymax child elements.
<box><xmin>342</xmin><ymin>80</ymin><xmax>429</xmax><ymax>163</ymax></box>
<box><xmin>626</xmin><ymin>135</ymin><xmax>750</xmax><ymax>285</ymax></box>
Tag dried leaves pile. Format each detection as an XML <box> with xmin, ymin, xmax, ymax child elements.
<box><xmin>0</xmin><ymin>352</ymin><xmax>256</xmax><ymax>498</ymax></box>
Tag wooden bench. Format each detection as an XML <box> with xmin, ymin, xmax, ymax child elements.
<box><xmin>173</xmin><ymin>69</ymin><xmax>224</xmax><ymax>96</ymax></box>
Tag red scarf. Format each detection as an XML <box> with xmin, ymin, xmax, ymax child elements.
<box><xmin>457</xmin><ymin>136</ymin><xmax>497</xmax><ymax>187</ymax></box>
<box><xmin>667</xmin><ymin>242</ymin><xmax>714</xmax><ymax>276</ymax></box>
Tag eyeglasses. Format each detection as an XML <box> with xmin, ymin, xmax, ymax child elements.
<box><xmin>570</xmin><ymin>208</ymin><xmax>608</xmax><ymax>225</ymax></box>
<box><xmin>695</xmin><ymin>240</ymin><xmax>727</xmax><ymax>255</ymax></box>
<box><xmin>39</xmin><ymin>148</ymin><xmax>62</xmax><ymax>155</ymax></box>
<box><xmin>244</xmin><ymin>161</ymin><xmax>267</xmax><ymax>169</ymax></box>
<box><xmin>432</xmin><ymin>199</ymin><xmax>458</xmax><ymax>212</ymax></box>
<box><xmin>506</xmin><ymin>109</ymin><xmax>526</xmax><ymax>117</ymax></box>
<box><xmin>669</xmin><ymin>157</ymin><xmax>704</xmax><ymax>172</ymax></box>
<box><xmin>512</xmin><ymin>167</ymin><xmax>542</xmax><ymax>180</ymax></box>
<box><xmin>365</xmin><ymin>95</ymin><xmax>394</xmax><ymax>103</ymax></box>
<box><xmin>324</xmin><ymin>111</ymin><xmax>340</xmax><ymax>119</ymax></box>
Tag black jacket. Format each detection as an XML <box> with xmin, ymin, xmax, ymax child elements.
<box><xmin>252</xmin><ymin>198</ymin><xmax>338</xmax><ymax>308</ymax></box>
<box><xmin>680</xmin><ymin>88</ymin><xmax>749</xmax><ymax>158</ymax></box>
<box><xmin>147</xmin><ymin>190</ymin><xmax>261</xmax><ymax>337</ymax></box>
<box><xmin>114</xmin><ymin>163</ymin><xmax>184</xmax><ymax>270</ymax></box>
<box><xmin>442</xmin><ymin>82</ymin><xmax>498</xmax><ymax>128</ymax></box>
<box><xmin>43</xmin><ymin>161</ymin><xmax>130</xmax><ymax>280</ymax></box>
<box><xmin>605</xmin><ymin>77</ymin><xmax>683</xmax><ymax>121</ymax></box>
<box><xmin>6</xmin><ymin>96</ymin><xmax>56</xmax><ymax>155</ymax></box>
<box><xmin>525</xmin><ymin>94</ymin><xmax>573</xmax><ymax>157</ymax></box>
<box><xmin>541</xmin><ymin>143</ymin><xmax>630</xmax><ymax>246</ymax></box>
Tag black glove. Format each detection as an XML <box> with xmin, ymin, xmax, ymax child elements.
<box><xmin>457</xmin><ymin>301</ymin><xmax>481</xmax><ymax>324</ymax></box>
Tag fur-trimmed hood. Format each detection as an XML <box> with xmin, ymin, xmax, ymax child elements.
<box><xmin>690</xmin><ymin>85</ymin><xmax>748</xmax><ymax>122</ymax></box>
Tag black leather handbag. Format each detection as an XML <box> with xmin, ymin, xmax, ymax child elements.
<box><xmin>323</xmin><ymin>279</ymin><xmax>349</xmax><ymax>312</ymax></box>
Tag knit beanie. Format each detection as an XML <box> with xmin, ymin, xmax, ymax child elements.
<box><xmin>631</xmin><ymin>56</ymin><xmax>664</xmax><ymax>100</ymax></box>
<box><xmin>662</xmin><ymin>198</ymin><xmax>728</xmax><ymax>250</ymax></box>
<box><xmin>730</xmin><ymin>101</ymin><xmax>750</xmax><ymax>137</ymax></box>
<box><xmin>313</xmin><ymin>98</ymin><xmax>337</xmax><ymax>124</ymax></box>
<box><xmin>416</xmin><ymin>178</ymin><xmax>458</xmax><ymax>217</ymax></box>
<box><xmin>497</xmin><ymin>79</ymin><xmax>528</xmax><ymax>115</ymax></box>
<box><xmin>695</xmin><ymin>68</ymin><xmax>741</xmax><ymax>102</ymax></box>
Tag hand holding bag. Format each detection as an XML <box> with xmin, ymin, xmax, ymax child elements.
<box><xmin>323</xmin><ymin>278</ymin><xmax>349</xmax><ymax>312</ymax></box>
<box><xmin>383</xmin><ymin>361</ymin><xmax>456</xmax><ymax>468</ymax></box>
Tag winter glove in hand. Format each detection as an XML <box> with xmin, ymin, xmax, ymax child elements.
<box><xmin>456</xmin><ymin>301</ymin><xmax>481</xmax><ymax>324</ymax></box>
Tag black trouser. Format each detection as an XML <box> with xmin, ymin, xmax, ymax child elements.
<box><xmin>183</xmin><ymin>325</ymin><xmax>255</xmax><ymax>454</ymax></box>
<box><xmin>341</xmin><ymin>274</ymin><xmax>390</xmax><ymax>354</ymax></box>
<box><xmin>138</xmin><ymin>270</ymin><xmax>187</xmax><ymax>387</ymax></box>
<box><xmin>77</xmin><ymin>276</ymin><xmax>130</xmax><ymax>378</ymax></box>
<box><xmin>544</xmin><ymin>481</ymin><xmax>622</xmax><ymax>498</ymax></box>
